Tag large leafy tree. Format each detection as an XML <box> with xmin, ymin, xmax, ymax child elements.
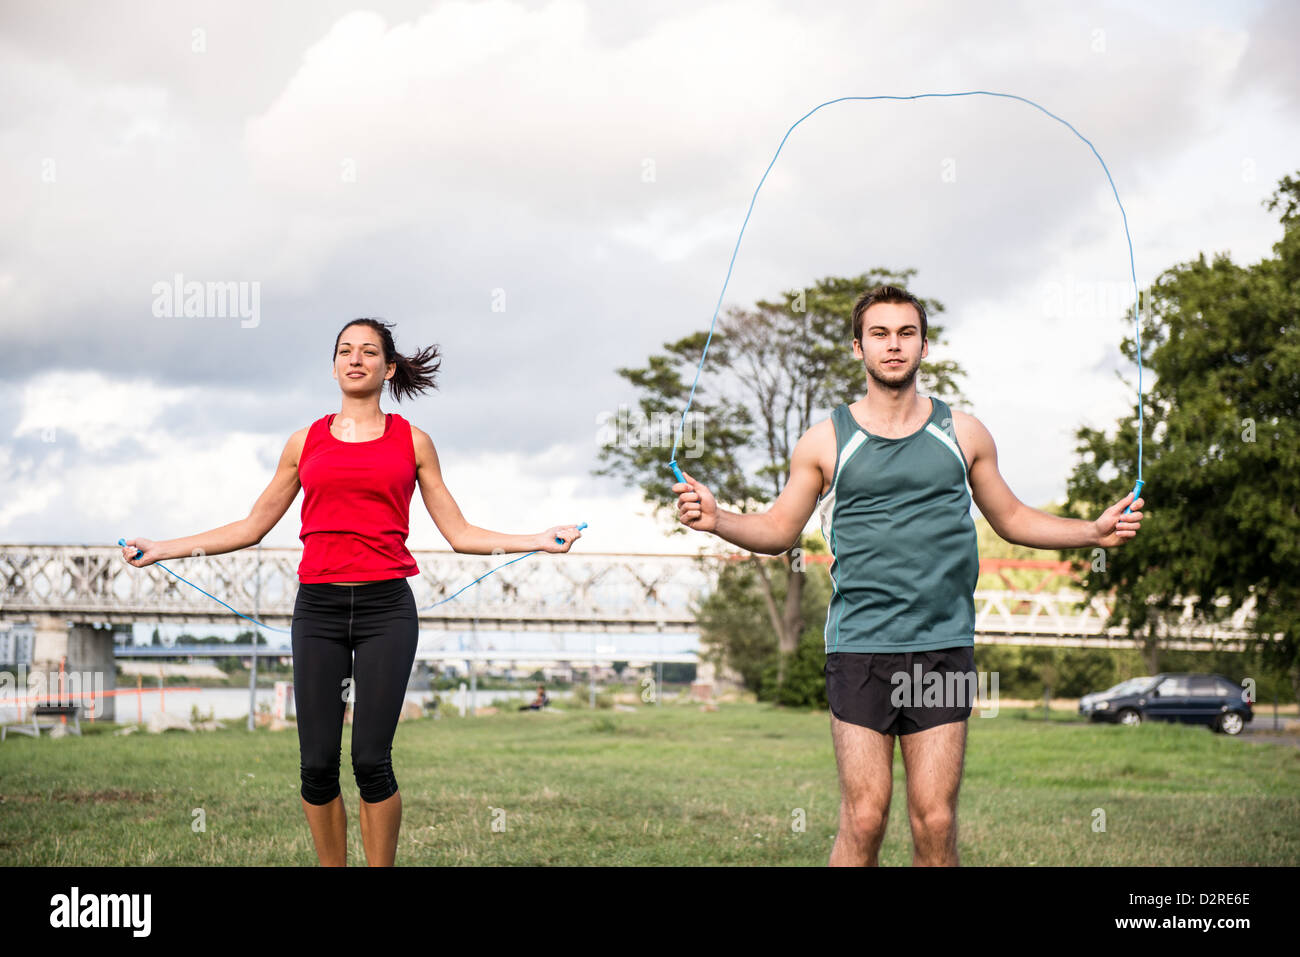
<box><xmin>1062</xmin><ymin>173</ymin><xmax>1300</xmax><ymax>701</ymax></box>
<box><xmin>595</xmin><ymin>269</ymin><xmax>968</xmax><ymax>683</ymax></box>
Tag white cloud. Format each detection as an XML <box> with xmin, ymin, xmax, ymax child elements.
<box><xmin>14</xmin><ymin>371</ymin><xmax>190</xmax><ymax>454</ymax></box>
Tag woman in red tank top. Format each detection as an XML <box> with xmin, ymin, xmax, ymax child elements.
<box><xmin>120</xmin><ymin>318</ymin><xmax>583</xmax><ymax>866</ymax></box>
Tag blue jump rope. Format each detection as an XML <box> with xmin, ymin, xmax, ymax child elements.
<box><xmin>667</xmin><ymin>91</ymin><xmax>1144</xmax><ymax>517</ymax></box>
<box><xmin>117</xmin><ymin>522</ymin><xmax>587</xmax><ymax>634</ymax></box>
<box><xmin>122</xmin><ymin>91</ymin><xmax>1145</xmax><ymax>633</ymax></box>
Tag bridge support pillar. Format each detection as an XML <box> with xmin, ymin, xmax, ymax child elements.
<box><xmin>30</xmin><ymin>616</ymin><xmax>117</xmax><ymax>723</ymax></box>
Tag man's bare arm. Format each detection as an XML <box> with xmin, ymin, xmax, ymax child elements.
<box><xmin>675</xmin><ymin>426</ymin><xmax>826</xmax><ymax>554</ymax></box>
<box><xmin>963</xmin><ymin>413</ymin><xmax>1099</xmax><ymax>549</ymax></box>
<box><xmin>963</xmin><ymin>412</ymin><xmax>1144</xmax><ymax>549</ymax></box>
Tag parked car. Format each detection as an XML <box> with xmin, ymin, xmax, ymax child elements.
<box><xmin>1080</xmin><ymin>673</ymin><xmax>1253</xmax><ymax>735</ymax></box>
<box><xmin>1078</xmin><ymin>676</ymin><xmax>1155</xmax><ymax>716</ymax></box>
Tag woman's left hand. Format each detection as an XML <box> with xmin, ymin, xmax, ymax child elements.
<box><xmin>540</xmin><ymin>525</ymin><xmax>583</xmax><ymax>553</ymax></box>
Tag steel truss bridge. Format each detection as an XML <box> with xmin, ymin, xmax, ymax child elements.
<box><xmin>0</xmin><ymin>545</ymin><xmax>1272</xmax><ymax>656</ymax></box>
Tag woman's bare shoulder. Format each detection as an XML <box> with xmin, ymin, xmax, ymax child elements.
<box><xmin>285</xmin><ymin>425</ymin><xmax>311</xmax><ymax>466</ymax></box>
<box><xmin>408</xmin><ymin>423</ymin><xmax>438</xmax><ymax>469</ymax></box>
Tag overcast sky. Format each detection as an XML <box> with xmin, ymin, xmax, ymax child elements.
<box><xmin>2</xmin><ymin>0</ymin><xmax>1297</xmax><ymax>560</ymax></box>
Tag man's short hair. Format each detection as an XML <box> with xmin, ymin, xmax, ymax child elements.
<box><xmin>851</xmin><ymin>285</ymin><xmax>928</xmax><ymax>343</ymax></box>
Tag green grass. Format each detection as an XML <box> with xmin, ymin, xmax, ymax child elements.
<box><xmin>1</xmin><ymin>703</ymin><xmax>1297</xmax><ymax>865</ymax></box>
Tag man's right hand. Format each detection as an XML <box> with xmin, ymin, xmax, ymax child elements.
<box><xmin>673</xmin><ymin>470</ymin><xmax>718</xmax><ymax>532</ymax></box>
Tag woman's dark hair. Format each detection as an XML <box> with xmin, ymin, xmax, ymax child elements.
<box><xmin>333</xmin><ymin>317</ymin><xmax>441</xmax><ymax>402</ymax></box>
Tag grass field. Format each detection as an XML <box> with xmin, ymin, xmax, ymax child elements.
<box><xmin>2</xmin><ymin>702</ymin><xmax>1297</xmax><ymax>866</ymax></box>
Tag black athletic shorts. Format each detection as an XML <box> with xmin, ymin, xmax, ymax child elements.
<box><xmin>825</xmin><ymin>645</ymin><xmax>977</xmax><ymax>736</ymax></box>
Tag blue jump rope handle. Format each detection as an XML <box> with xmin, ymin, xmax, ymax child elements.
<box><xmin>1122</xmin><ymin>480</ymin><xmax>1144</xmax><ymax>516</ymax></box>
<box><xmin>669</xmin><ymin>460</ymin><xmax>685</xmax><ymax>485</ymax></box>
<box><xmin>555</xmin><ymin>522</ymin><xmax>588</xmax><ymax>545</ymax></box>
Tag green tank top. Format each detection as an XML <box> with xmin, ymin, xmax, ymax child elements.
<box><xmin>817</xmin><ymin>395</ymin><xmax>979</xmax><ymax>653</ymax></box>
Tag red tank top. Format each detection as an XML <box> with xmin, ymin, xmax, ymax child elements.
<box><xmin>297</xmin><ymin>411</ymin><xmax>420</xmax><ymax>583</ymax></box>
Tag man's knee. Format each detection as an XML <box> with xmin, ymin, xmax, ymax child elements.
<box><xmin>841</xmin><ymin>799</ymin><xmax>890</xmax><ymax>843</ymax></box>
<box><xmin>909</xmin><ymin>802</ymin><xmax>956</xmax><ymax>838</ymax></box>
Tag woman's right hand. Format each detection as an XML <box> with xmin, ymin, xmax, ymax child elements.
<box><xmin>673</xmin><ymin>470</ymin><xmax>718</xmax><ymax>533</ymax></box>
<box><xmin>121</xmin><ymin>538</ymin><xmax>159</xmax><ymax>568</ymax></box>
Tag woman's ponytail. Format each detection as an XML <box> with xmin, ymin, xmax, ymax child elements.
<box><xmin>389</xmin><ymin>343</ymin><xmax>442</xmax><ymax>402</ymax></box>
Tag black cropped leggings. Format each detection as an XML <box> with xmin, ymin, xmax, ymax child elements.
<box><xmin>291</xmin><ymin>578</ymin><xmax>419</xmax><ymax>805</ymax></box>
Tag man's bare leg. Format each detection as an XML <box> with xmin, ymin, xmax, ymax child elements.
<box><xmin>828</xmin><ymin>713</ymin><xmax>896</xmax><ymax>866</ymax></box>
<box><xmin>301</xmin><ymin>794</ymin><xmax>347</xmax><ymax>866</ymax></box>
<box><xmin>899</xmin><ymin>719</ymin><xmax>967</xmax><ymax>866</ymax></box>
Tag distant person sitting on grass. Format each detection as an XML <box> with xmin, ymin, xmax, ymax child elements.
<box><xmin>519</xmin><ymin>685</ymin><xmax>550</xmax><ymax>711</ymax></box>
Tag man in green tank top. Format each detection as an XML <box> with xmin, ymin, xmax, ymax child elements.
<box><xmin>673</xmin><ymin>284</ymin><xmax>1146</xmax><ymax>866</ymax></box>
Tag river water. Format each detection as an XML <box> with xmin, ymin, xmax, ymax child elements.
<box><xmin>0</xmin><ymin>686</ymin><xmax>575</xmax><ymax>724</ymax></box>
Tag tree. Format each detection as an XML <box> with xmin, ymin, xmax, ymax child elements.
<box><xmin>596</xmin><ymin>269</ymin><xmax>969</xmax><ymax>685</ymax></box>
<box><xmin>235</xmin><ymin>629</ymin><xmax>268</xmax><ymax>647</ymax></box>
<box><xmin>1062</xmin><ymin>172</ymin><xmax>1300</xmax><ymax>701</ymax></box>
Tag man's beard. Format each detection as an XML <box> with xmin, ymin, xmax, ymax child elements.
<box><xmin>866</xmin><ymin>357</ymin><xmax>918</xmax><ymax>389</ymax></box>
